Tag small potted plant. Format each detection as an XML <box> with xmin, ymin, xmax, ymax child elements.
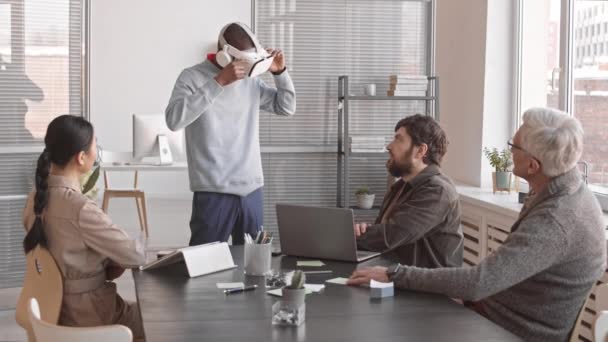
<box><xmin>483</xmin><ymin>147</ymin><xmax>513</xmax><ymax>193</ymax></box>
<box><xmin>273</xmin><ymin>270</ymin><xmax>307</xmax><ymax>326</ymax></box>
<box><xmin>355</xmin><ymin>187</ymin><xmax>375</xmax><ymax>209</ymax></box>
<box><xmin>282</xmin><ymin>270</ymin><xmax>306</xmax><ymax>306</ymax></box>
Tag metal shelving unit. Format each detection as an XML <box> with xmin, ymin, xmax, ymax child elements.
<box><xmin>336</xmin><ymin>75</ymin><xmax>440</xmax><ymax>209</ymax></box>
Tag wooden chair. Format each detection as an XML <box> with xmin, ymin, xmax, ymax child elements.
<box><xmin>570</xmin><ymin>283</ymin><xmax>608</xmax><ymax>342</ymax></box>
<box><xmin>101</xmin><ymin>151</ymin><xmax>149</xmax><ymax>237</ymax></box>
<box><xmin>594</xmin><ymin>284</ymin><xmax>608</xmax><ymax>342</ymax></box>
<box><xmin>15</xmin><ymin>246</ymin><xmax>63</xmax><ymax>342</ymax></box>
<box><xmin>28</xmin><ymin>298</ymin><xmax>132</xmax><ymax>342</ymax></box>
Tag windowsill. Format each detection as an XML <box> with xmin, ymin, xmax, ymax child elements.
<box><xmin>454</xmin><ymin>182</ymin><xmax>523</xmax><ymax>219</ymax></box>
<box><xmin>454</xmin><ymin>182</ymin><xmax>608</xmax><ymax>236</ymax></box>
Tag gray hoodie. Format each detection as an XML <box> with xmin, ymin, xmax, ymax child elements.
<box><xmin>165</xmin><ymin>60</ymin><xmax>296</xmax><ymax>196</ymax></box>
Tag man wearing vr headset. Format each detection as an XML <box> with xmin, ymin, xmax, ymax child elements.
<box><xmin>165</xmin><ymin>22</ymin><xmax>296</xmax><ymax>246</ymax></box>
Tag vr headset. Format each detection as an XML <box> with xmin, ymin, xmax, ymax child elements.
<box><xmin>216</xmin><ymin>22</ymin><xmax>274</xmax><ymax>78</ymax></box>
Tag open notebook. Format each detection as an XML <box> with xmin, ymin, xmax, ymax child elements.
<box><xmin>141</xmin><ymin>242</ymin><xmax>237</xmax><ymax>277</ymax></box>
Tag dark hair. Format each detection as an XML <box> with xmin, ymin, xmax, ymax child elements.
<box><xmin>23</xmin><ymin>115</ymin><xmax>94</xmax><ymax>254</ymax></box>
<box><xmin>395</xmin><ymin>114</ymin><xmax>448</xmax><ymax>166</ymax></box>
<box><xmin>218</xmin><ymin>23</ymin><xmax>255</xmax><ymax>51</ymax></box>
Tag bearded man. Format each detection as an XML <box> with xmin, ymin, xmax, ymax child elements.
<box><xmin>354</xmin><ymin>114</ymin><xmax>463</xmax><ymax>268</ymax></box>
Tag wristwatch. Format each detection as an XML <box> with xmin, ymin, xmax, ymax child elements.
<box><xmin>386</xmin><ymin>263</ymin><xmax>402</xmax><ymax>280</ymax></box>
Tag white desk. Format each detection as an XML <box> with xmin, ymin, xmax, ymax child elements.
<box><xmin>100</xmin><ymin>162</ymin><xmax>188</xmax><ymax>172</ymax></box>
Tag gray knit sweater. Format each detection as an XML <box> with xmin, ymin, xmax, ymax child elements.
<box><xmin>391</xmin><ymin>168</ymin><xmax>606</xmax><ymax>341</ymax></box>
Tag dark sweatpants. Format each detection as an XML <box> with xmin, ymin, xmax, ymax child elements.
<box><xmin>189</xmin><ymin>188</ymin><xmax>263</xmax><ymax>246</ymax></box>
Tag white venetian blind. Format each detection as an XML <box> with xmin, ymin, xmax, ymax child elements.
<box><xmin>0</xmin><ymin>0</ymin><xmax>84</xmax><ymax>288</ymax></box>
<box><xmin>255</xmin><ymin>0</ymin><xmax>431</xmax><ymax>244</ymax></box>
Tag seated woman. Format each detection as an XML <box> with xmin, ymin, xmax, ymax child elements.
<box><xmin>22</xmin><ymin>115</ymin><xmax>146</xmax><ymax>339</ymax></box>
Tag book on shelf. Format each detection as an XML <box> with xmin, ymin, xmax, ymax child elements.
<box><xmin>388</xmin><ymin>84</ymin><xmax>428</xmax><ymax>91</ymax></box>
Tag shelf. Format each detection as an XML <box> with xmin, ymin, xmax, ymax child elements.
<box><xmin>340</xmin><ymin>95</ymin><xmax>436</xmax><ymax>101</ymax></box>
<box><xmin>337</xmin><ymin>75</ymin><xmax>439</xmax><ymax>209</ymax></box>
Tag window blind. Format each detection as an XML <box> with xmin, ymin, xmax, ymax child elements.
<box><xmin>0</xmin><ymin>0</ymin><xmax>84</xmax><ymax>288</ymax></box>
<box><xmin>255</xmin><ymin>0</ymin><xmax>431</xmax><ymax>245</ymax></box>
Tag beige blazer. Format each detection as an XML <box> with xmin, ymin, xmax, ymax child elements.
<box><xmin>23</xmin><ymin>175</ymin><xmax>146</xmax><ymax>327</ymax></box>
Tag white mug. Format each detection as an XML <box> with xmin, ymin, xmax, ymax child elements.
<box><xmin>364</xmin><ymin>84</ymin><xmax>376</xmax><ymax>96</ymax></box>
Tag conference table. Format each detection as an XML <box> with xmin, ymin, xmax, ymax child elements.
<box><xmin>133</xmin><ymin>246</ymin><xmax>521</xmax><ymax>341</ymax></box>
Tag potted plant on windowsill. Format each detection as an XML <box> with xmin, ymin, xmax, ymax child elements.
<box><xmin>483</xmin><ymin>147</ymin><xmax>513</xmax><ymax>193</ymax></box>
<box><xmin>355</xmin><ymin>187</ymin><xmax>375</xmax><ymax>209</ymax></box>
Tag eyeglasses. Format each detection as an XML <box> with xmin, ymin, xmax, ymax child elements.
<box><xmin>507</xmin><ymin>140</ymin><xmax>541</xmax><ymax>165</ymax></box>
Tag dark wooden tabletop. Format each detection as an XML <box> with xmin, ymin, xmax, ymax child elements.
<box><xmin>133</xmin><ymin>246</ymin><xmax>521</xmax><ymax>342</ymax></box>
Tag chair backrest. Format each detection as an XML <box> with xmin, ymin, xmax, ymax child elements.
<box><xmin>28</xmin><ymin>298</ymin><xmax>132</xmax><ymax>342</ymax></box>
<box><xmin>596</xmin><ymin>283</ymin><xmax>608</xmax><ymax>312</ymax></box>
<box><xmin>15</xmin><ymin>246</ymin><xmax>63</xmax><ymax>341</ymax></box>
<box><xmin>595</xmin><ymin>311</ymin><xmax>608</xmax><ymax>342</ymax></box>
<box><xmin>569</xmin><ymin>283</ymin><xmax>608</xmax><ymax>342</ymax></box>
<box><xmin>594</xmin><ymin>284</ymin><xmax>608</xmax><ymax>342</ymax></box>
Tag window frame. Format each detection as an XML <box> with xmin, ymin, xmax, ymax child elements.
<box><xmin>515</xmin><ymin>0</ymin><xmax>608</xmax><ymax>211</ymax></box>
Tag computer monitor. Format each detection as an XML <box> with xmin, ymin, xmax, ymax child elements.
<box><xmin>133</xmin><ymin>114</ymin><xmax>185</xmax><ymax>165</ymax></box>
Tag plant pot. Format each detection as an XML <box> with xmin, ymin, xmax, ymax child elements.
<box><xmin>282</xmin><ymin>287</ymin><xmax>306</xmax><ymax>307</ymax></box>
<box><xmin>356</xmin><ymin>194</ymin><xmax>375</xmax><ymax>209</ymax></box>
<box><xmin>495</xmin><ymin>171</ymin><xmax>512</xmax><ymax>189</ymax></box>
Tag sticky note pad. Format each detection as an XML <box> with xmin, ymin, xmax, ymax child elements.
<box><xmin>297</xmin><ymin>260</ymin><xmax>325</xmax><ymax>267</ymax></box>
<box><xmin>326</xmin><ymin>277</ymin><xmax>349</xmax><ymax>285</ymax></box>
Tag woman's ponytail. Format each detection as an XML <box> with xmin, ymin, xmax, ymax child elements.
<box><xmin>23</xmin><ymin>149</ymin><xmax>51</xmax><ymax>254</ymax></box>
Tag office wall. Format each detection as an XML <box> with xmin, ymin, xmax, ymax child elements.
<box><xmin>437</xmin><ymin>0</ymin><xmax>515</xmax><ymax>187</ymax></box>
<box><xmin>435</xmin><ymin>0</ymin><xmax>488</xmax><ymax>186</ymax></box>
<box><xmin>91</xmin><ymin>0</ymin><xmax>517</xmax><ymax>194</ymax></box>
<box><xmin>90</xmin><ymin>0</ymin><xmax>251</xmax><ymax>195</ymax></box>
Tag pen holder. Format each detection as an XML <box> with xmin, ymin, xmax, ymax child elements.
<box><xmin>272</xmin><ymin>288</ymin><xmax>306</xmax><ymax>326</ymax></box>
<box><xmin>244</xmin><ymin>243</ymin><xmax>271</xmax><ymax>276</ymax></box>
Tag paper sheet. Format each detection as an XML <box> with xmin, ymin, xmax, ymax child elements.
<box><xmin>304</xmin><ymin>284</ymin><xmax>325</xmax><ymax>292</ymax></box>
<box><xmin>266</xmin><ymin>288</ymin><xmax>314</xmax><ymax>297</ymax></box>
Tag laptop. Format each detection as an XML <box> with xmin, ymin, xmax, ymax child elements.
<box><xmin>276</xmin><ymin>204</ymin><xmax>381</xmax><ymax>263</ymax></box>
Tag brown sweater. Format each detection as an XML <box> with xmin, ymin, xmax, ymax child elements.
<box><xmin>357</xmin><ymin>164</ymin><xmax>463</xmax><ymax>268</ymax></box>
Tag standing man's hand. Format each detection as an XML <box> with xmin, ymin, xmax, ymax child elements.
<box><xmin>267</xmin><ymin>49</ymin><xmax>286</xmax><ymax>73</ymax></box>
<box><xmin>214</xmin><ymin>61</ymin><xmax>248</xmax><ymax>86</ymax></box>
<box><xmin>354</xmin><ymin>223</ymin><xmax>369</xmax><ymax>237</ymax></box>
